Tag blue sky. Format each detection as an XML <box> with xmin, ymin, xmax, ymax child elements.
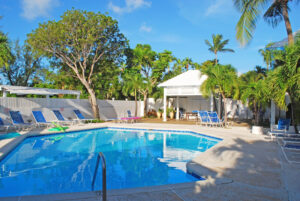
<box><xmin>0</xmin><ymin>0</ymin><xmax>299</xmax><ymax>73</ymax></box>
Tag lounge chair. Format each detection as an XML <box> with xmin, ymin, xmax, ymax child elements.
<box><xmin>32</xmin><ymin>111</ymin><xmax>52</xmax><ymax>127</ymax></box>
<box><xmin>268</xmin><ymin>119</ymin><xmax>294</xmax><ymax>138</ymax></box>
<box><xmin>9</xmin><ymin>111</ymin><xmax>34</xmax><ymax>130</ymax></box>
<box><xmin>52</xmin><ymin>110</ymin><xmax>75</xmax><ymax>125</ymax></box>
<box><xmin>0</xmin><ymin>117</ymin><xmax>15</xmax><ymax>131</ymax></box>
<box><xmin>207</xmin><ymin>111</ymin><xmax>224</xmax><ymax>127</ymax></box>
<box><xmin>121</xmin><ymin>110</ymin><xmax>141</xmax><ymax>123</ymax></box>
<box><xmin>197</xmin><ymin>111</ymin><xmax>212</xmax><ymax>126</ymax></box>
<box><xmin>73</xmin><ymin>109</ymin><xmax>94</xmax><ymax>123</ymax></box>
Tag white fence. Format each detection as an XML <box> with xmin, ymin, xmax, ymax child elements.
<box><xmin>0</xmin><ymin>97</ymin><xmax>142</xmax><ymax>123</ymax></box>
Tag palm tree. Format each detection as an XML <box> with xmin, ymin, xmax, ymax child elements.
<box><xmin>205</xmin><ymin>34</ymin><xmax>235</xmax><ymax>65</ymax></box>
<box><xmin>239</xmin><ymin>69</ymin><xmax>269</xmax><ymax>125</ymax></box>
<box><xmin>122</xmin><ymin>71</ymin><xmax>142</xmax><ymax>117</ymax></box>
<box><xmin>259</xmin><ymin>43</ymin><xmax>275</xmax><ymax>70</ymax></box>
<box><xmin>267</xmin><ymin>39</ymin><xmax>300</xmax><ymax>133</ymax></box>
<box><xmin>233</xmin><ymin>0</ymin><xmax>298</xmax><ymax>46</ymax></box>
<box><xmin>201</xmin><ymin>64</ymin><xmax>238</xmax><ymax>124</ymax></box>
<box><xmin>0</xmin><ymin>32</ymin><xmax>11</xmax><ymax>68</ymax></box>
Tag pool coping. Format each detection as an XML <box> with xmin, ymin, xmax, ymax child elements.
<box><xmin>0</xmin><ymin>123</ymin><xmax>228</xmax><ymax>200</ymax></box>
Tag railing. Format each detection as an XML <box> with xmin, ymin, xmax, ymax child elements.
<box><xmin>91</xmin><ymin>152</ymin><xmax>107</xmax><ymax>201</ymax></box>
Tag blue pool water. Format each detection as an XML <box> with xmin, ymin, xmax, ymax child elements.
<box><xmin>0</xmin><ymin>128</ymin><xmax>221</xmax><ymax>197</ymax></box>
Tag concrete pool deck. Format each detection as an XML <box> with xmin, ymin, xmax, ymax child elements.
<box><xmin>0</xmin><ymin>122</ymin><xmax>300</xmax><ymax>201</ymax></box>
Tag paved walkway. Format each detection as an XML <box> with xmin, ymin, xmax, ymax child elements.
<box><xmin>0</xmin><ymin>123</ymin><xmax>299</xmax><ymax>201</ymax></box>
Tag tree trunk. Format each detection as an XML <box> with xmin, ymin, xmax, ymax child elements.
<box><xmin>134</xmin><ymin>89</ymin><xmax>137</xmax><ymax>117</ymax></box>
<box><xmin>215</xmin><ymin>52</ymin><xmax>218</xmax><ymax>65</ymax></box>
<box><xmin>143</xmin><ymin>92</ymin><xmax>148</xmax><ymax>117</ymax></box>
<box><xmin>83</xmin><ymin>81</ymin><xmax>100</xmax><ymax>119</ymax></box>
<box><xmin>290</xmin><ymin>97</ymin><xmax>299</xmax><ymax>133</ymax></box>
<box><xmin>221</xmin><ymin>93</ymin><xmax>227</xmax><ymax>124</ymax></box>
<box><xmin>282</xmin><ymin>2</ymin><xmax>294</xmax><ymax>45</ymax></box>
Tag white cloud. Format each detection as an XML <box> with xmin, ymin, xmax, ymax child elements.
<box><xmin>205</xmin><ymin>0</ymin><xmax>232</xmax><ymax>16</ymax></box>
<box><xmin>139</xmin><ymin>23</ymin><xmax>152</xmax><ymax>32</ymax></box>
<box><xmin>108</xmin><ymin>0</ymin><xmax>151</xmax><ymax>14</ymax></box>
<box><xmin>21</xmin><ymin>0</ymin><xmax>58</xmax><ymax>20</ymax></box>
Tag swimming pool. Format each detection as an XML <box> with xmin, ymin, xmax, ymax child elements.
<box><xmin>0</xmin><ymin>127</ymin><xmax>221</xmax><ymax>197</ymax></box>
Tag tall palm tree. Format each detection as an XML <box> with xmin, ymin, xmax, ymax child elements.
<box><xmin>234</xmin><ymin>0</ymin><xmax>298</xmax><ymax>46</ymax></box>
<box><xmin>267</xmin><ymin>39</ymin><xmax>300</xmax><ymax>133</ymax></box>
<box><xmin>0</xmin><ymin>32</ymin><xmax>11</xmax><ymax>68</ymax></box>
<box><xmin>239</xmin><ymin>69</ymin><xmax>269</xmax><ymax>125</ymax></box>
<box><xmin>201</xmin><ymin>64</ymin><xmax>238</xmax><ymax>124</ymax></box>
<box><xmin>259</xmin><ymin>43</ymin><xmax>275</xmax><ymax>70</ymax></box>
<box><xmin>122</xmin><ymin>71</ymin><xmax>142</xmax><ymax>117</ymax></box>
<box><xmin>205</xmin><ymin>34</ymin><xmax>235</xmax><ymax>65</ymax></box>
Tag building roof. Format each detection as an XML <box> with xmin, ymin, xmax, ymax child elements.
<box><xmin>270</xmin><ymin>29</ymin><xmax>300</xmax><ymax>48</ymax></box>
<box><xmin>0</xmin><ymin>85</ymin><xmax>81</xmax><ymax>96</ymax></box>
<box><xmin>158</xmin><ymin>70</ymin><xmax>207</xmax><ymax>88</ymax></box>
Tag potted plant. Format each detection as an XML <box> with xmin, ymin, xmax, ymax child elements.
<box><xmin>239</xmin><ymin>69</ymin><xmax>269</xmax><ymax>135</ymax></box>
<box><xmin>167</xmin><ymin>107</ymin><xmax>175</xmax><ymax>119</ymax></box>
<box><xmin>157</xmin><ymin>109</ymin><xmax>163</xmax><ymax>119</ymax></box>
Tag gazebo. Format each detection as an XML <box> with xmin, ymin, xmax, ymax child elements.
<box><xmin>158</xmin><ymin>70</ymin><xmax>213</xmax><ymax>121</ymax></box>
<box><xmin>0</xmin><ymin>85</ymin><xmax>81</xmax><ymax>99</ymax></box>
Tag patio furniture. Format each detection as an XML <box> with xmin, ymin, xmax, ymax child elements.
<box><xmin>126</xmin><ymin>110</ymin><xmax>141</xmax><ymax>123</ymax></box>
<box><xmin>73</xmin><ymin>109</ymin><xmax>94</xmax><ymax>123</ymax></box>
<box><xmin>32</xmin><ymin>111</ymin><xmax>52</xmax><ymax>127</ymax></box>
<box><xmin>9</xmin><ymin>111</ymin><xmax>34</xmax><ymax>130</ymax></box>
<box><xmin>207</xmin><ymin>111</ymin><xmax>224</xmax><ymax>127</ymax></box>
<box><xmin>197</xmin><ymin>111</ymin><xmax>212</xmax><ymax>126</ymax></box>
<box><xmin>186</xmin><ymin>112</ymin><xmax>198</xmax><ymax>120</ymax></box>
<box><xmin>268</xmin><ymin>119</ymin><xmax>294</xmax><ymax>138</ymax></box>
<box><xmin>52</xmin><ymin>110</ymin><xmax>75</xmax><ymax>125</ymax></box>
<box><xmin>0</xmin><ymin>117</ymin><xmax>15</xmax><ymax>131</ymax></box>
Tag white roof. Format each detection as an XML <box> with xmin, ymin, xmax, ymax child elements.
<box><xmin>0</xmin><ymin>85</ymin><xmax>81</xmax><ymax>96</ymax></box>
<box><xmin>158</xmin><ymin>70</ymin><xmax>207</xmax><ymax>88</ymax></box>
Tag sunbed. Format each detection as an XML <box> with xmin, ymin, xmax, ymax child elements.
<box><xmin>32</xmin><ymin>111</ymin><xmax>52</xmax><ymax>127</ymax></box>
<box><xmin>121</xmin><ymin>110</ymin><xmax>141</xmax><ymax>123</ymax></box>
<box><xmin>0</xmin><ymin>117</ymin><xmax>16</xmax><ymax>131</ymax></box>
<box><xmin>268</xmin><ymin>118</ymin><xmax>295</xmax><ymax>138</ymax></box>
<box><xmin>73</xmin><ymin>109</ymin><xmax>94</xmax><ymax>123</ymax></box>
<box><xmin>52</xmin><ymin>110</ymin><xmax>75</xmax><ymax>125</ymax></box>
<box><xmin>207</xmin><ymin>111</ymin><xmax>224</xmax><ymax>127</ymax></box>
<box><xmin>9</xmin><ymin>111</ymin><xmax>35</xmax><ymax>130</ymax></box>
<box><xmin>197</xmin><ymin>111</ymin><xmax>212</xmax><ymax>126</ymax></box>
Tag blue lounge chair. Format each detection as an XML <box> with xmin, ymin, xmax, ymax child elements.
<box><xmin>0</xmin><ymin>117</ymin><xmax>15</xmax><ymax>131</ymax></box>
<box><xmin>197</xmin><ymin>111</ymin><xmax>212</xmax><ymax>126</ymax></box>
<box><xmin>9</xmin><ymin>111</ymin><xmax>34</xmax><ymax>130</ymax></box>
<box><xmin>268</xmin><ymin>118</ymin><xmax>296</xmax><ymax>138</ymax></box>
<box><xmin>32</xmin><ymin>111</ymin><xmax>52</xmax><ymax>127</ymax></box>
<box><xmin>208</xmin><ymin>111</ymin><xmax>224</xmax><ymax>127</ymax></box>
<box><xmin>52</xmin><ymin>110</ymin><xmax>75</xmax><ymax>125</ymax></box>
<box><xmin>73</xmin><ymin>109</ymin><xmax>94</xmax><ymax>122</ymax></box>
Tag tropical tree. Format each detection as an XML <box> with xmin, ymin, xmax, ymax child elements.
<box><xmin>0</xmin><ymin>32</ymin><xmax>11</xmax><ymax>68</ymax></box>
<box><xmin>122</xmin><ymin>69</ymin><xmax>142</xmax><ymax>116</ymax></box>
<box><xmin>233</xmin><ymin>0</ymin><xmax>298</xmax><ymax>46</ymax></box>
<box><xmin>27</xmin><ymin>9</ymin><xmax>127</xmax><ymax>119</ymax></box>
<box><xmin>259</xmin><ymin>43</ymin><xmax>275</xmax><ymax>70</ymax></box>
<box><xmin>267</xmin><ymin>38</ymin><xmax>300</xmax><ymax>132</ymax></box>
<box><xmin>239</xmin><ymin>68</ymin><xmax>269</xmax><ymax>126</ymax></box>
<box><xmin>0</xmin><ymin>41</ymin><xmax>44</xmax><ymax>86</ymax></box>
<box><xmin>204</xmin><ymin>34</ymin><xmax>234</xmax><ymax>65</ymax></box>
<box><xmin>201</xmin><ymin>64</ymin><xmax>238</xmax><ymax>124</ymax></box>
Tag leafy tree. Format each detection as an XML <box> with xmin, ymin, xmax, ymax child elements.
<box><xmin>239</xmin><ymin>68</ymin><xmax>269</xmax><ymax>126</ymax></box>
<box><xmin>205</xmin><ymin>34</ymin><xmax>234</xmax><ymax>65</ymax></box>
<box><xmin>122</xmin><ymin>69</ymin><xmax>142</xmax><ymax>116</ymax></box>
<box><xmin>201</xmin><ymin>64</ymin><xmax>238</xmax><ymax>124</ymax></box>
<box><xmin>259</xmin><ymin>43</ymin><xmax>275</xmax><ymax>70</ymax></box>
<box><xmin>267</xmin><ymin>39</ymin><xmax>300</xmax><ymax>132</ymax></box>
<box><xmin>233</xmin><ymin>0</ymin><xmax>298</xmax><ymax>46</ymax></box>
<box><xmin>0</xmin><ymin>41</ymin><xmax>44</xmax><ymax>86</ymax></box>
<box><xmin>27</xmin><ymin>9</ymin><xmax>127</xmax><ymax>119</ymax></box>
<box><xmin>0</xmin><ymin>32</ymin><xmax>11</xmax><ymax>68</ymax></box>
